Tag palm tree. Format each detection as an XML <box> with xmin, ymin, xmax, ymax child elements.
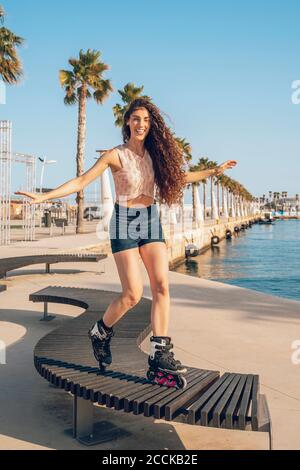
<box><xmin>176</xmin><ymin>137</ymin><xmax>192</xmax><ymax>224</ymax></box>
<box><xmin>0</xmin><ymin>5</ymin><xmax>24</xmax><ymax>84</ymax></box>
<box><xmin>194</xmin><ymin>157</ymin><xmax>210</xmax><ymax>220</ymax></box>
<box><xmin>206</xmin><ymin>160</ymin><xmax>218</xmax><ymax>219</ymax></box>
<box><xmin>187</xmin><ymin>162</ymin><xmax>201</xmax><ymax>225</ymax></box>
<box><xmin>112</xmin><ymin>82</ymin><xmax>151</xmax><ymax>127</ymax></box>
<box><xmin>59</xmin><ymin>49</ymin><xmax>113</xmax><ymax>233</ymax></box>
<box><xmin>174</xmin><ymin>136</ymin><xmax>193</xmax><ymax>162</ymax></box>
<box><xmin>217</xmin><ymin>174</ymin><xmax>228</xmax><ymax>218</ymax></box>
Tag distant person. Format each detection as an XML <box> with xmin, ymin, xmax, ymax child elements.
<box><xmin>15</xmin><ymin>98</ymin><xmax>236</xmax><ymax>388</ymax></box>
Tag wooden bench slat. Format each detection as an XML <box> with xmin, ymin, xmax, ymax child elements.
<box><xmin>70</xmin><ymin>371</ymin><xmax>118</xmax><ymax>394</ymax></box>
<box><xmin>186</xmin><ymin>373</ymin><xmax>231</xmax><ymax>425</ymax></box>
<box><xmin>225</xmin><ymin>374</ymin><xmax>248</xmax><ymax>428</ymax></box>
<box><xmin>166</xmin><ymin>371</ymin><xmax>220</xmax><ymax>421</ymax></box>
<box><xmin>251</xmin><ymin>375</ymin><xmax>260</xmax><ymax>431</ymax></box>
<box><xmin>238</xmin><ymin>374</ymin><xmax>254</xmax><ymax>429</ymax></box>
<box><xmin>201</xmin><ymin>374</ymin><xmax>238</xmax><ymax>426</ymax></box>
<box><xmin>212</xmin><ymin>374</ymin><xmax>242</xmax><ymax>428</ymax></box>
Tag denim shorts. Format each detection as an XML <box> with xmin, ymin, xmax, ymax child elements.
<box><xmin>109</xmin><ymin>202</ymin><xmax>166</xmax><ymax>254</ymax></box>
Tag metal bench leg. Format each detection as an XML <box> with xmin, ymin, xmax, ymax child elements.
<box><xmin>258</xmin><ymin>394</ymin><xmax>273</xmax><ymax>450</ymax></box>
<box><xmin>72</xmin><ymin>395</ymin><xmax>130</xmax><ymax>446</ymax></box>
<box><xmin>45</xmin><ymin>263</ymin><xmax>50</xmax><ymax>274</ymax></box>
<box><xmin>40</xmin><ymin>301</ymin><xmax>56</xmax><ymax>321</ymax></box>
<box><xmin>73</xmin><ymin>395</ymin><xmax>94</xmax><ymax>441</ymax></box>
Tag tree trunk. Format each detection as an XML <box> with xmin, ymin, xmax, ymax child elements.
<box><xmin>192</xmin><ymin>184</ymin><xmax>195</xmax><ymax>226</ymax></box>
<box><xmin>210</xmin><ymin>177</ymin><xmax>213</xmax><ymax>219</ymax></box>
<box><xmin>222</xmin><ymin>184</ymin><xmax>224</xmax><ymax>217</ymax></box>
<box><xmin>203</xmin><ymin>182</ymin><xmax>206</xmax><ymax>220</ymax></box>
<box><xmin>227</xmin><ymin>189</ymin><xmax>230</xmax><ymax>216</ymax></box>
<box><xmin>217</xmin><ymin>180</ymin><xmax>220</xmax><ymax>217</ymax></box>
<box><xmin>181</xmin><ymin>194</ymin><xmax>184</xmax><ymax>233</ymax></box>
<box><xmin>76</xmin><ymin>85</ymin><xmax>87</xmax><ymax>234</ymax></box>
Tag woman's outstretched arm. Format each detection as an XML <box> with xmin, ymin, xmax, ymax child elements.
<box><xmin>15</xmin><ymin>149</ymin><xmax>115</xmax><ymax>204</ymax></box>
<box><xmin>184</xmin><ymin>159</ymin><xmax>237</xmax><ymax>184</ymax></box>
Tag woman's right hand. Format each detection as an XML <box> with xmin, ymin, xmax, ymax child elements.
<box><xmin>14</xmin><ymin>191</ymin><xmax>46</xmax><ymax>205</ymax></box>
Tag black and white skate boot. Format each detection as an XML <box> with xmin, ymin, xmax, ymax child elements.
<box><xmin>88</xmin><ymin>319</ymin><xmax>114</xmax><ymax>370</ymax></box>
<box><xmin>147</xmin><ymin>336</ymin><xmax>187</xmax><ymax>389</ymax></box>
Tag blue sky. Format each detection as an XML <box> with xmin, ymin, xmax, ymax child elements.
<box><xmin>2</xmin><ymin>0</ymin><xmax>300</xmax><ymax>202</ymax></box>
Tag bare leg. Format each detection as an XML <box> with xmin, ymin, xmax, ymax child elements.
<box><xmin>102</xmin><ymin>247</ymin><xmax>143</xmax><ymax>328</ymax></box>
<box><xmin>139</xmin><ymin>242</ymin><xmax>170</xmax><ymax>336</ymax></box>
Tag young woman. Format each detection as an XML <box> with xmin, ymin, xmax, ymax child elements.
<box><xmin>16</xmin><ymin>98</ymin><xmax>236</xmax><ymax>388</ymax></box>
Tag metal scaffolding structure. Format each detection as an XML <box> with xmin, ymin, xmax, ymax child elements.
<box><xmin>0</xmin><ymin>120</ymin><xmax>12</xmax><ymax>245</ymax></box>
<box><xmin>0</xmin><ymin>120</ymin><xmax>37</xmax><ymax>245</ymax></box>
<box><xmin>13</xmin><ymin>153</ymin><xmax>36</xmax><ymax>241</ymax></box>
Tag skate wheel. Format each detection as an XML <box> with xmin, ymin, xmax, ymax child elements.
<box><xmin>177</xmin><ymin>376</ymin><xmax>187</xmax><ymax>389</ymax></box>
<box><xmin>147</xmin><ymin>370</ymin><xmax>155</xmax><ymax>381</ymax></box>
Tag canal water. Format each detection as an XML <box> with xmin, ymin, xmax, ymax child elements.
<box><xmin>172</xmin><ymin>220</ymin><xmax>300</xmax><ymax>301</ymax></box>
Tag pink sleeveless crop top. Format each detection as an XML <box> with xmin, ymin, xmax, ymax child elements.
<box><xmin>112</xmin><ymin>144</ymin><xmax>155</xmax><ymax>201</ymax></box>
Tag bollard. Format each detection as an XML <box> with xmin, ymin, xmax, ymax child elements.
<box><xmin>211</xmin><ymin>235</ymin><xmax>220</xmax><ymax>245</ymax></box>
<box><xmin>225</xmin><ymin>229</ymin><xmax>232</xmax><ymax>239</ymax></box>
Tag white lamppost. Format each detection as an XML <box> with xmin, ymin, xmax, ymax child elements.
<box><xmin>39</xmin><ymin>157</ymin><xmax>57</xmax><ymax>192</ymax></box>
<box><xmin>38</xmin><ymin>157</ymin><xmax>57</xmax><ymax>226</ymax></box>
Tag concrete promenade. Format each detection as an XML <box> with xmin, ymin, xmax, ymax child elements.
<box><xmin>0</xmin><ymin>231</ymin><xmax>299</xmax><ymax>449</ymax></box>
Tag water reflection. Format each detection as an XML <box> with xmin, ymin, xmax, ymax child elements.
<box><xmin>172</xmin><ymin>220</ymin><xmax>300</xmax><ymax>301</ymax></box>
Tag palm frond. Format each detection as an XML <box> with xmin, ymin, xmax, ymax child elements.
<box><xmin>64</xmin><ymin>92</ymin><xmax>77</xmax><ymax>105</ymax></box>
<box><xmin>61</xmin><ymin>49</ymin><xmax>112</xmax><ymax>107</ymax></box>
<box><xmin>85</xmin><ymin>88</ymin><xmax>92</xmax><ymax>99</ymax></box>
<box><xmin>93</xmin><ymin>79</ymin><xmax>113</xmax><ymax>103</ymax></box>
<box><xmin>0</xmin><ymin>56</ymin><xmax>23</xmax><ymax>83</ymax></box>
<box><xmin>0</xmin><ymin>6</ymin><xmax>5</xmax><ymax>24</ymax></box>
<box><xmin>59</xmin><ymin>69</ymin><xmax>75</xmax><ymax>86</ymax></box>
<box><xmin>112</xmin><ymin>82</ymin><xmax>151</xmax><ymax>127</ymax></box>
<box><xmin>112</xmin><ymin>103</ymin><xmax>124</xmax><ymax>127</ymax></box>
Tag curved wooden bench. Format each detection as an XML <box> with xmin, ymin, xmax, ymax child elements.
<box><xmin>0</xmin><ymin>253</ymin><xmax>106</xmax><ymax>280</ymax></box>
<box><xmin>30</xmin><ymin>286</ymin><xmax>272</xmax><ymax>448</ymax></box>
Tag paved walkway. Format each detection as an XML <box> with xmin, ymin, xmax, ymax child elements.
<box><xmin>0</xmin><ymin>231</ymin><xmax>106</xmax><ymax>257</ymax></box>
<box><xmin>0</xmin><ymin>232</ymin><xmax>299</xmax><ymax>449</ymax></box>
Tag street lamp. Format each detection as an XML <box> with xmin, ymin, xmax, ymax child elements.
<box><xmin>38</xmin><ymin>157</ymin><xmax>57</xmax><ymax>227</ymax></box>
<box><xmin>38</xmin><ymin>157</ymin><xmax>57</xmax><ymax>193</ymax></box>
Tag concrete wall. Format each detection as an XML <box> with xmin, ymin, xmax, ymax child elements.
<box><xmin>165</xmin><ymin>216</ymin><xmax>257</xmax><ymax>269</ymax></box>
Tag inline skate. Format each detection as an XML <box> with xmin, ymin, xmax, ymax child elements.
<box><xmin>88</xmin><ymin>319</ymin><xmax>114</xmax><ymax>371</ymax></box>
<box><xmin>147</xmin><ymin>336</ymin><xmax>187</xmax><ymax>389</ymax></box>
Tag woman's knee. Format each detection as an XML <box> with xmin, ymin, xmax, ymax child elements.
<box><xmin>152</xmin><ymin>280</ymin><xmax>169</xmax><ymax>297</ymax></box>
<box><xmin>121</xmin><ymin>288</ymin><xmax>143</xmax><ymax>307</ymax></box>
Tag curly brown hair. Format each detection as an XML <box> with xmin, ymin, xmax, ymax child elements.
<box><xmin>122</xmin><ymin>98</ymin><xmax>187</xmax><ymax>207</ymax></box>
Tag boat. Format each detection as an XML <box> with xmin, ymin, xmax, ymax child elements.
<box><xmin>258</xmin><ymin>211</ymin><xmax>275</xmax><ymax>225</ymax></box>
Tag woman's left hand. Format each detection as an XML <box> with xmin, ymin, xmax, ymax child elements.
<box><xmin>215</xmin><ymin>160</ymin><xmax>237</xmax><ymax>176</ymax></box>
